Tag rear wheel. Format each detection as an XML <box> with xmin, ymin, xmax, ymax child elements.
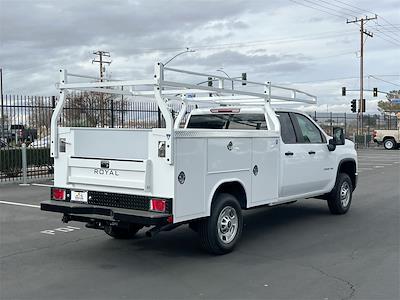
<box><xmin>198</xmin><ymin>193</ymin><xmax>243</xmax><ymax>255</ymax></box>
<box><xmin>383</xmin><ymin>138</ymin><xmax>396</xmax><ymax>150</ymax></box>
<box><xmin>327</xmin><ymin>173</ymin><xmax>353</xmax><ymax>215</ymax></box>
<box><xmin>104</xmin><ymin>223</ymin><xmax>143</xmax><ymax>239</ymax></box>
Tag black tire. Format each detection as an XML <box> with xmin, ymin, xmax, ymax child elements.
<box><xmin>383</xmin><ymin>138</ymin><xmax>396</xmax><ymax>150</ymax></box>
<box><xmin>188</xmin><ymin>221</ymin><xmax>200</xmax><ymax>232</ymax></box>
<box><xmin>327</xmin><ymin>173</ymin><xmax>353</xmax><ymax>215</ymax></box>
<box><xmin>198</xmin><ymin>193</ymin><xmax>243</xmax><ymax>255</ymax></box>
<box><xmin>104</xmin><ymin>223</ymin><xmax>143</xmax><ymax>239</ymax></box>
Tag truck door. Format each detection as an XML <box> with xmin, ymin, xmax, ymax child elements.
<box><xmin>277</xmin><ymin>112</ymin><xmax>313</xmax><ymax>197</ymax></box>
<box><xmin>290</xmin><ymin>113</ymin><xmax>335</xmax><ymax>193</ymax></box>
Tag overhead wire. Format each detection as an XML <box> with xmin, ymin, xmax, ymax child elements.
<box><xmin>372</xmin><ymin>27</ymin><xmax>400</xmax><ymax>44</ymax></box>
<box><xmin>368</xmin><ymin>75</ymin><xmax>400</xmax><ymax>88</ymax></box>
<box><xmin>288</xmin><ymin>0</ymin><xmax>347</xmax><ymax>19</ymax></box>
<box><xmin>290</xmin><ymin>0</ymin><xmax>399</xmax><ymax>48</ymax></box>
<box><xmin>129</xmin><ymin>29</ymin><xmax>355</xmax><ymax>53</ymax></box>
<box><xmin>301</xmin><ymin>0</ymin><xmax>357</xmax><ymax>18</ymax></box>
<box><xmin>373</xmin><ymin>34</ymin><xmax>400</xmax><ymax>47</ymax></box>
<box><xmin>370</xmin><ymin>21</ymin><xmax>400</xmax><ymax>38</ymax></box>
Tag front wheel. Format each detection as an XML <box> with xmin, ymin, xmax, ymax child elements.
<box><xmin>198</xmin><ymin>193</ymin><xmax>243</xmax><ymax>255</ymax></box>
<box><xmin>384</xmin><ymin>138</ymin><xmax>396</xmax><ymax>150</ymax></box>
<box><xmin>327</xmin><ymin>173</ymin><xmax>353</xmax><ymax>215</ymax></box>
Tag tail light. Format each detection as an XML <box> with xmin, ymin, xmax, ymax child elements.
<box><xmin>52</xmin><ymin>188</ymin><xmax>66</xmax><ymax>201</ymax></box>
<box><xmin>372</xmin><ymin>130</ymin><xmax>377</xmax><ymax>138</ymax></box>
<box><xmin>150</xmin><ymin>198</ymin><xmax>166</xmax><ymax>212</ymax></box>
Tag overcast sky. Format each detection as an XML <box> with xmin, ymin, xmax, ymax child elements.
<box><xmin>0</xmin><ymin>0</ymin><xmax>399</xmax><ymax>112</ymax></box>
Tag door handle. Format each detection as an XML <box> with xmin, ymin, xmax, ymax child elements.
<box><xmin>308</xmin><ymin>151</ymin><xmax>316</xmax><ymax>155</ymax></box>
<box><xmin>285</xmin><ymin>151</ymin><xmax>294</xmax><ymax>156</ymax></box>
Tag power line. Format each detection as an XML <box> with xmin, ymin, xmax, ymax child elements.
<box><xmin>372</xmin><ymin>27</ymin><xmax>400</xmax><ymax>43</ymax></box>
<box><xmin>373</xmin><ymin>33</ymin><xmax>400</xmax><ymax>47</ymax></box>
<box><xmin>369</xmin><ymin>24</ymin><xmax>400</xmax><ymax>29</ymax></box>
<box><xmin>369</xmin><ymin>75</ymin><xmax>400</xmax><ymax>88</ymax></box>
<box><xmin>334</xmin><ymin>0</ymin><xmax>374</xmax><ymax>15</ymax></box>
<box><xmin>371</xmin><ymin>21</ymin><xmax>400</xmax><ymax>38</ymax></box>
<box><xmin>312</xmin><ymin>0</ymin><xmax>362</xmax><ymax>16</ymax></box>
<box><xmin>304</xmin><ymin>0</ymin><xmax>400</xmax><ymax>41</ymax></box>
<box><xmin>289</xmin><ymin>75</ymin><xmax>360</xmax><ymax>84</ymax></box>
<box><xmin>289</xmin><ymin>0</ymin><xmax>347</xmax><ymax>19</ymax></box>
<box><xmin>288</xmin><ymin>74</ymin><xmax>399</xmax><ymax>85</ymax></box>
<box><xmin>301</xmin><ymin>0</ymin><xmax>357</xmax><ymax>18</ymax></box>
<box><xmin>129</xmin><ymin>29</ymin><xmax>355</xmax><ymax>53</ymax></box>
<box><xmin>377</xmin><ymin>15</ymin><xmax>400</xmax><ymax>31</ymax></box>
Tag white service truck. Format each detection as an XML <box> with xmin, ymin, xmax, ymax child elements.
<box><xmin>41</xmin><ymin>63</ymin><xmax>358</xmax><ymax>254</ymax></box>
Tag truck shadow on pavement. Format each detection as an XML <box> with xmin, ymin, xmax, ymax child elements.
<box><xmin>49</xmin><ymin>200</ymin><xmax>349</xmax><ymax>276</ymax></box>
<box><xmin>92</xmin><ymin>200</ymin><xmax>333</xmax><ymax>259</ymax></box>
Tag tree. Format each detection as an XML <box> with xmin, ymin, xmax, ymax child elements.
<box><xmin>377</xmin><ymin>90</ymin><xmax>400</xmax><ymax>114</ymax></box>
<box><xmin>64</xmin><ymin>91</ymin><xmax>117</xmax><ymax>127</ymax></box>
<box><xmin>28</xmin><ymin>96</ymin><xmax>53</xmax><ymax>137</ymax></box>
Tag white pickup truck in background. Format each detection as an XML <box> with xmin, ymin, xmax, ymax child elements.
<box><xmin>373</xmin><ymin>128</ymin><xmax>400</xmax><ymax>150</ymax></box>
<box><xmin>41</xmin><ymin>63</ymin><xmax>358</xmax><ymax>254</ymax></box>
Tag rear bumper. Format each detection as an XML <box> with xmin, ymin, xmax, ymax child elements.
<box><xmin>41</xmin><ymin>200</ymin><xmax>171</xmax><ymax>226</ymax></box>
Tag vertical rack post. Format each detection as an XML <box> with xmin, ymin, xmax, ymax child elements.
<box><xmin>51</xmin><ymin>69</ymin><xmax>67</xmax><ymax>158</ymax></box>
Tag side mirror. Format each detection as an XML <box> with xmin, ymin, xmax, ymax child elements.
<box><xmin>327</xmin><ymin>127</ymin><xmax>345</xmax><ymax>151</ymax></box>
<box><xmin>327</xmin><ymin>139</ymin><xmax>336</xmax><ymax>151</ymax></box>
<box><xmin>333</xmin><ymin>127</ymin><xmax>345</xmax><ymax>145</ymax></box>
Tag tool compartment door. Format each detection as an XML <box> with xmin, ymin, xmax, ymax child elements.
<box><xmin>250</xmin><ymin>137</ymin><xmax>279</xmax><ymax>206</ymax></box>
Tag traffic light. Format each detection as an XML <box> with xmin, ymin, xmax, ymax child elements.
<box><xmin>207</xmin><ymin>77</ymin><xmax>213</xmax><ymax>87</ymax></box>
<box><xmin>241</xmin><ymin>73</ymin><xmax>247</xmax><ymax>85</ymax></box>
<box><xmin>373</xmin><ymin>87</ymin><xmax>378</xmax><ymax>97</ymax></box>
<box><xmin>342</xmin><ymin>87</ymin><xmax>346</xmax><ymax>96</ymax></box>
<box><xmin>351</xmin><ymin>99</ymin><xmax>356</xmax><ymax>112</ymax></box>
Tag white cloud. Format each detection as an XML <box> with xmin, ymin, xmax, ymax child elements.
<box><xmin>0</xmin><ymin>0</ymin><xmax>399</xmax><ymax>113</ymax></box>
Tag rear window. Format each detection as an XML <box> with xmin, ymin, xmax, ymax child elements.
<box><xmin>187</xmin><ymin>113</ymin><xmax>267</xmax><ymax>130</ymax></box>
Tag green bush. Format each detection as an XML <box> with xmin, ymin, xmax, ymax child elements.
<box><xmin>0</xmin><ymin>148</ymin><xmax>53</xmax><ymax>176</ymax></box>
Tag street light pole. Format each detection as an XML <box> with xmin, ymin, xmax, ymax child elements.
<box><xmin>163</xmin><ymin>48</ymin><xmax>195</xmax><ymax>66</ymax></box>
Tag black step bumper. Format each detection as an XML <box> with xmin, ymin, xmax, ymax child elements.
<box><xmin>41</xmin><ymin>200</ymin><xmax>171</xmax><ymax>226</ymax></box>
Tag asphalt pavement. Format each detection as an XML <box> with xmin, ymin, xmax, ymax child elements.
<box><xmin>0</xmin><ymin>148</ymin><xmax>399</xmax><ymax>300</ymax></box>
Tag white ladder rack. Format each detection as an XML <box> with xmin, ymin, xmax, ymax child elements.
<box><xmin>51</xmin><ymin>62</ymin><xmax>317</xmax><ymax>163</ymax></box>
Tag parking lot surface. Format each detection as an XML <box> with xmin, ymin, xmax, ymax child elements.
<box><xmin>1</xmin><ymin>149</ymin><xmax>399</xmax><ymax>300</ymax></box>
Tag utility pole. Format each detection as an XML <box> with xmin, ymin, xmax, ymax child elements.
<box><xmin>92</xmin><ymin>51</ymin><xmax>112</xmax><ymax>127</ymax></box>
<box><xmin>347</xmin><ymin>15</ymin><xmax>377</xmax><ymax>136</ymax></box>
<box><xmin>92</xmin><ymin>50</ymin><xmax>111</xmax><ymax>82</ymax></box>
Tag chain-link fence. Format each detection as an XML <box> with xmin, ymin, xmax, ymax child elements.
<box><xmin>1</xmin><ymin>94</ymin><xmax>398</xmax><ymax>182</ymax></box>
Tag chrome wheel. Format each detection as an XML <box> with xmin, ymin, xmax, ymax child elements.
<box><xmin>384</xmin><ymin>140</ymin><xmax>394</xmax><ymax>150</ymax></box>
<box><xmin>340</xmin><ymin>181</ymin><xmax>351</xmax><ymax>207</ymax></box>
<box><xmin>217</xmin><ymin>206</ymin><xmax>238</xmax><ymax>244</ymax></box>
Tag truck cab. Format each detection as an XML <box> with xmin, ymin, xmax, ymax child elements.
<box><xmin>41</xmin><ymin>63</ymin><xmax>358</xmax><ymax>254</ymax></box>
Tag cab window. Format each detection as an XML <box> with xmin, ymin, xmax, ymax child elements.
<box><xmin>276</xmin><ymin>112</ymin><xmax>297</xmax><ymax>144</ymax></box>
<box><xmin>293</xmin><ymin>113</ymin><xmax>325</xmax><ymax>143</ymax></box>
<box><xmin>187</xmin><ymin>114</ymin><xmax>267</xmax><ymax>130</ymax></box>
